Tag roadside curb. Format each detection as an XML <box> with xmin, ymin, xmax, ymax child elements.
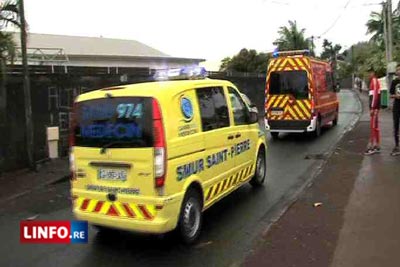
<box><xmin>0</xmin><ymin>173</ymin><xmax>70</xmax><ymax>205</ymax></box>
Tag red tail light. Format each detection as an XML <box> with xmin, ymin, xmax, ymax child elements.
<box><xmin>311</xmin><ymin>99</ymin><xmax>316</xmax><ymax>117</ymax></box>
<box><xmin>152</xmin><ymin>99</ymin><xmax>166</xmax><ymax>188</ymax></box>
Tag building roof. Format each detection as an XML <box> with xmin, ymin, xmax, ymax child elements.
<box><xmin>11</xmin><ymin>32</ymin><xmax>170</xmax><ymax>58</ymax></box>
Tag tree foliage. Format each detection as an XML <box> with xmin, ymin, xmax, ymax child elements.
<box><xmin>219</xmin><ymin>48</ymin><xmax>270</xmax><ymax>73</ymax></box>
<box><xmin>320</xmin><ymin>39</ymin><xmax>342</xmax><ymax>60</ymax></box>
<box><xmin>274</xmin><ymin>20</ymin><xmax>310</xmax><ymax>51</ymax></box>
<box><xmin>0</xmin><ymin>0</ymin><xmax>19</xmax><ymax>63</ymax></box>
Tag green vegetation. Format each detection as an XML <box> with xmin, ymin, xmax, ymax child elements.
<box><xmin>219</xmin><ymin>48</ymin><xmax>270</xmax><ymax>73</ymax></box>
<box><xmin>221</xmin><ymin>2</ymin><xmax>400</xmax><ymax>81</ymax></box>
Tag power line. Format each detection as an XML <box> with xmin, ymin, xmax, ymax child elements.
<box><xmin>319</xmin><ymin>0</ymin><xmax>353</xmax><ymax>37</ymax></box>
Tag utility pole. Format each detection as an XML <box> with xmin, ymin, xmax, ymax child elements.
<box><xmin>384</xmin><ymin>0</ymin><xmax>395</xmax><ymax>107</ymax></box>
<box><xmin>383</xmin><ymin>2</ymin><xmax>389</xmax><ymax>63</ymax></box>
<box><xmin>387</xmin><ymin>0</ymin><xmax>393</xmax><ymax>62</ymax></box>
<box><xmin>19</xmin><ymin>0</ymin><xmax>35</xmax><ymax>170</ymax></box>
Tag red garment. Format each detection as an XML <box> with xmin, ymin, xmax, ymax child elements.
<box><xmin>369</xmin><ymin>76</ymin><xmax>381</xmax><ymax>109</ymax></box>
<box><xmin>370</xmin><ymin>110</ymin><xmax>380</xmax><ymax>146</ymax></box>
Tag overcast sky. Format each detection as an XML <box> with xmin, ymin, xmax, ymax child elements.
<box><xmin>23</xmin><ymin>0</ymin><xmax>382</xmax><ymax>61</ymax></box>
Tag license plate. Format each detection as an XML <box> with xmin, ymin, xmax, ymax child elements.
<box><xmin>98</xmin><ymin>169</ymin><xmax>127</xmax><ymax>181</ymax></box>
<box><xmin>271</xmin><ymin>110</ymin><xmax>283</xmax><ymax>116</ymax></box>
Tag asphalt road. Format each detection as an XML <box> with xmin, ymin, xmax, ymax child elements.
<box><xmin>0</xmin><ymin>90</ymin><xmax>361</xmax><ymax>267</ymax></box>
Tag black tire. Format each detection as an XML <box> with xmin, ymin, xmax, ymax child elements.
<box><xmin>270</xmin><ymin>132</ymin><xmax>279</xmax><ymax>139</ymax></box>
<box><xmin>178</xmin><ymin>189</ymin><xmax>203</xmax><ymax>245</ymax></box>
<box><xmin>250</xmin><ymin>149</ymin><xmax>267</xmax><ymax>187</ymax></box>
<box><xmin>314</xmin><ymin>117</ymin><xmax>321</xmax><ymax>137</ymax></box>
<box><xmin>332</xmin><ymin>112</ymin><xmax>338</xmax><ymax>127</ymax></box>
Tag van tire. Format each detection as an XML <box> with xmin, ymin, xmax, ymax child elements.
<box><xmin>332</xmin><ymin>112</ymin><xmax>338</xmax><ymax>127</ymax></box>
<box><xmin>314</xmin><ymin>117</ymin><xmax>321</xmax><ymax>137</ymax></box>
<box><xmin>178</xmin><ymin>189</ymin><xmax>203</xmax><ymax>245</ymax></box>
<box><xmin>270</xmin><ymin>132</ymin><xmax>279</xmax><ymax>139</ymax></box>
<box><xmin>250</xmin><ymin>149</ymin><xmax>266</xmax><ymax>187</ymax></box>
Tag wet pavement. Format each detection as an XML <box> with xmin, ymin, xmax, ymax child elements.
<box><xmin>331</xmin><ymin>105</ymin><xmax>400</xmax><ymax>267</ymax></box>
<box><xmin>0</xmin><ymin>90</ymin><xmax>361</xmax><ymax>267</ymax></box>
<box><xmin>244</xmin><ymin>91</ymin><xmax>400</xmax><ymax>267</ymax></box>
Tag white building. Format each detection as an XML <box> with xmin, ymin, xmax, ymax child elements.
<box><xmin>11</xmin><ymin>32</ymin><xmax>204</xmax><ymax>69</ymax></box>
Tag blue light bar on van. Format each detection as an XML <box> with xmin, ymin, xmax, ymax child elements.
<box><xmin>273</xmin><ymin>49</ymin><xmax>310</xmax><ymax>58</ymax></box>
<box><xmin>154</xmin><ymin>66</ymin><xmax>208</xmax><ymax>81</ymax></box>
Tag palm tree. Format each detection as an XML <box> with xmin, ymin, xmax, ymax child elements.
<box><xmin>0</xmin><ymin>0</ymin><xmax>19</xmax><ymax>101</ymax></box>
<box><xmin>274</xmin><ymin>20</ymin><xmax>310</xmax><ymax>51</ymax></box>
<box><xmin>366</xmin><ymin>7</ymin><xmax>400</xmax><ymax>47</ymax></box>
<box><xmin>0</xmin><ymin>0</ymin><xmax>19</xmax><ymax>27</ymax></box>
<box><xmin>0</xmin><ymin>0</ymin><xmax>20</xmax><ymax>81</ymax></box>
<box><xmin>366</xmin><ymin>11</ymin><xmax>385</xmax><ymax>46</ymax></box>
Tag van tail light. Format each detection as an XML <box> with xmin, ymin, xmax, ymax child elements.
<box><xmin>152</xmin><ymin>99</ymin><xmax>166</xmax><ymax>188</ymax></box>
<box><xmin>311</xmin><ymin>99</ymin><xmax>316</xmax><ymax>117</ymax></box>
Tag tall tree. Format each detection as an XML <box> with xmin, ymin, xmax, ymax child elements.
<box><xmin>274</xmin><ymin>20</ymin><xmax>310</xmax><ymax>51</ymax></box>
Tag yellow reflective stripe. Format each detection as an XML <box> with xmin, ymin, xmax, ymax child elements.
<box><xmin>277</xmin><ymin>58</ymin><xmax>288</xmax><ymax>71</ymax></box>
<box><xmin>297</xmin><ymin>101</ymin><xmax>311</xmax><ymax>117</ymax></box>
<box><xmin>114</xmin><ymin>202</ymin><xmax>128</xmax><ymax>217</ymax></box>
<box><xmin>295</xmin><ymin>58</ymin><xmax>304</xmax><ymax>68</ymax></box>
<box><xmin>307</xmin><ymin>100</ymin><xmax>312</xmax><ymax>109</ymax></box>
<box><xmin>288</xmin><ymin>107</ymin><xmax>299</xmax><ymax>120</ymax></box>
<box><xmin>86</xmin><ymin>199</ymin><xmax>97</xmax><ymax>212</ymax></box>
<box><xmin>279</xmin><ymin>97</ymin><xmax>289</xmax><ymax>108</ymax></box>
<box><xmin>274</xmin><ymin>95</ymin><xmax>284</xmax><ymax>107</ymax></box>
<box><xmin>267</xmin><ymin>95</ymin><xmax>276</xmax><ymax>107</ymax></box>
<box><xmin>76</xmin><ymin>197</ymin><xmax>84</xmax><ymax>209</ymax></box>
<box><xmin>293</xmin><ymin>105</ymin><xmax>305</xmax><ymax>119</ymax></box>
<box><xmin>129</xmin><ymin>204</ymin><xmax>144</xmax><ymax>220</ymax></box>
<box><xmin>146</xmin><ymin>205</ymin><xmax>157</xmax><ymax>217</ymax></box>
<box><xmin>100</xmin><ymin>202</ymin><xmax>111</xmax><ymax>215</ymax></box>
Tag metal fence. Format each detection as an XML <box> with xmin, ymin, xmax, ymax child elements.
<box><xmin>2</xmin><ymin>66</ymin><xmax>267</xmax><ymax>172</ymax></box>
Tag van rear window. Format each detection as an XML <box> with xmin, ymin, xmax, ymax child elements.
<box><xmin>269</xmin><ymin>71</ymin><xmax>309</xmax><ymax>99</ymax></box>
<box><xmin>73</xmin><ymin>97</ymin><xmax>153</xmax><ymax>148</ymax></box>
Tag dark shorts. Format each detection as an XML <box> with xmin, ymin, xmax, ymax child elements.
<box><xmin>369</xmin><ymin>95</ymin><xmax>381</xmax><ymax>110</ymax></box>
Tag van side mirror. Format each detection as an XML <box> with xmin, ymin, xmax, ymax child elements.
<box><xmin>248</xmin><ymin>111</ymin><xmax>259</xmax><ymax>124</ymax></box>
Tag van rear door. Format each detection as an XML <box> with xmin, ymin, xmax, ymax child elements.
<box><xmin>71</xmin><ymin>97</ymin><xmax>159</xmax><ymax>196</ymax></box>
<box><xmin>266</xmin><ymin>70</ymin><xmax>312</xmax><ymax>121</ymax></box>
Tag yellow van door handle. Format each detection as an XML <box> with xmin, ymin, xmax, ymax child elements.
<box><xmin>235</xmin><ymin>133</ymin><xmax>241</xmax><ymax>138</ymax></box>
<box><xmin>227</xmin><ymin>135</ymin><xmax>234</xmax><ymax>140</ymax></box>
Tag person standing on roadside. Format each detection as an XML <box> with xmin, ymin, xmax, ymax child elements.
<box><xmin>365</xmin><ymin>68</ymin><xmax>381</xmax><ymax>155</ymax></box>
<box><xmin>390</xmin><ymin>64</ymin><xmax>400</xmax><ymax>156</ymax></box>
<box><xmin>355</xmin><ymin>76</ymin><xmax>362</xmax><ymax>93</ymax></box>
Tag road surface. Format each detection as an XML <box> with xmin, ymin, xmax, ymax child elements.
<box><xmin>0</xmin><ymin>90</ymin><xmax>361</xmax><ymax>267</ymax></box>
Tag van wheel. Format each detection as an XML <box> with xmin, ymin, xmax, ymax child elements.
<box><xmin>332</xmin><ymin>113</ymin><xmax>338</xmax><ymax>126</ymax></box>
<box><xmin>178</xmin><ymin>189</ymin><xmax>202</xmax><ymax>245</ymax></box>
<box><xmin>270</xmin><ymin>132</ymin><xmax>279</xmax><ymax>139</ymax></box>
<box><xmin>314</xmin><ymin>117</ymin><xmax>321</xmax><ymax>137</ymax></box>
<box><xmin>250</xmin><ymin>150</ymin><xmax>266</xmax><ymax>187</ymax></box>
